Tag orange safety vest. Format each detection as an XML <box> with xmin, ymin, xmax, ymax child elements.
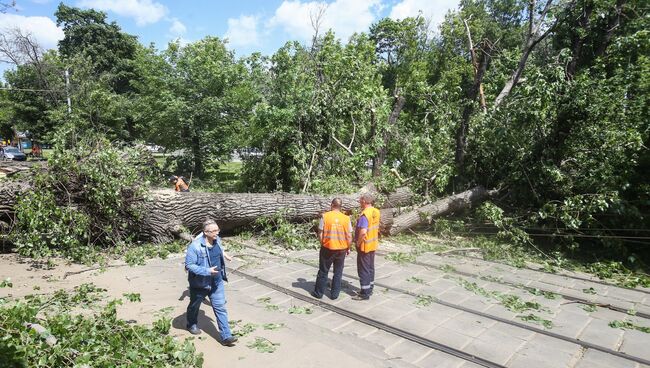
<box><xmin>359</xmin><ymin>206</ymin><xmax>380</xmax><ymax>253</ymax></box>
<box><xmin>175</xmin><ymin>178</ymin><xmax>189</xmax><ymax>192</ymax></box>
<box><xmin>322</xmin><ymin>210</ymin><xmax>351</xmax><ymax>250</ymax></box>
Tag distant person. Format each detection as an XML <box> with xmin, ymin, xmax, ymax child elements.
<box><xmin>311</xmin><ymin>198</ymin><xmax>352</xmax><ymax>300</ymax></box>
<box><xmin>31</xmin><ymin>143</ymin><xmax>42</xmax><ymax>158</ymax></box>
<box><xmin>170</xmin><ymin>175</ymin><xmax>190</xmax><ymax>192</ymax></box>
<box><xmin>184</xmin><ymin>219</ymin><xmax>237</xmax><ymax>346</ymax></box>
<box><xmin>353</xmin><ymin>193</ymin><xmax>381</xmax><ymax>301</ymax></box>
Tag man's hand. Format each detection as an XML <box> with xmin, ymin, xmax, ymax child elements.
<box><xmin>209</xmin><ymin>266</ymin><xmax>219</xmax><ymax>275</ymax></box>
<box><xmin>224</xmin><ymin>253</ymin><xmax>233</xmax><ymax>262</ymax></box>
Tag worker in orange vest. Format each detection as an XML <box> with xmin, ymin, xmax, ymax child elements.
<box><xmin>311</xmin><ymin>198</ymin><xmax>352</xmax><ymax>300</ymax></box>
<box><xmin>353</xmin><ymin>193</ymin><xmax>380</xmax><ymax>300</ymax></box>
<box><xmin>170</xmin><ymin>175</ymin><xmax>190</xmax><ymax>192</ymax></box>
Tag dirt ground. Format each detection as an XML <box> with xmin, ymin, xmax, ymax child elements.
<box><xmin>0</xmin><ymin>241</ymin><xmax>413</xmax><ymax>368</ymax></box>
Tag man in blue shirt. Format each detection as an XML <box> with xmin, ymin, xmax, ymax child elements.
<box><xmin>185</xmin><ymin>219</ymin><xmax>237</xmax><ymax>346</ymax></box>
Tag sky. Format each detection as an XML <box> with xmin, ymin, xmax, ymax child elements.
<box><xmin>0</xmin><ymin>0</ymin><xmax>460</xmax><ymax>78</ymax></box>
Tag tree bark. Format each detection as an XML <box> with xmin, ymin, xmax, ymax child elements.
<box><xmin>388</xmin><ymin>186</ymin><xmax>497</xmax><ymax>236</ymax></box>
<box><xmin>1</xmin><ymin>180</ymin><xmax>492</xmax><ymax>244</ymax></box>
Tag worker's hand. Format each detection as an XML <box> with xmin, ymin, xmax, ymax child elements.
<box><xmin>209</xmin><ymin>266</ymin><xmax>219</xmax><ymax>275</ymax></box>
<box><xmin>225</xmin><ymin>254</ymin><xmax>233</xmax><ymax>262</ymax></box>
<box><xmin>346</xmin><ymin>248</ymin><xmax>350</xmax><ymax>256</ymax></box>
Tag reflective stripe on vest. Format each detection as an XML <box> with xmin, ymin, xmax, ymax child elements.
<box><xmin>322</xmin><ymin>211</ymin><xmax>351</xmax><ymax>250</ymax></box>
<box><xmin>360</xmin><ymin>206</ymin><xmax>380</xmax><ymax>253</ymax></box>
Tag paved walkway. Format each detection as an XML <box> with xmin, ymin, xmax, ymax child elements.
<box><xmin>2</xmin><ymin>240</ymin><xmax>649</xmax><ymax>368</ymax></box>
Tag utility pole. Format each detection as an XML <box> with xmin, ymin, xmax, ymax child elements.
<box><xmin>64</xmin><ymin>68</ymin><xmax>71</xmax><ymax>114</ymax></box>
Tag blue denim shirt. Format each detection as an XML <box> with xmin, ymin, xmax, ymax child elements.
<box><xmin>185</xmin><ymin>233</ymin><xmax>228</xmax><ymax>290</ymax></box>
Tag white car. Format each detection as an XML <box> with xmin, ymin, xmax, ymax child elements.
<box><xmin>1</xmin><ymin>147</ymin><xmax>27</xmax><ymax>161</ymax></box>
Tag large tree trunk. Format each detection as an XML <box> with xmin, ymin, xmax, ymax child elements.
<box><xmin>388</xmin><ymin>186</ymin><xmax>497</xmax><ymax>236</ymax></box>
<box><xmin>1</xmin><ymin>179</ymin><xmax>491</xmax><ymax>244</ymax></box>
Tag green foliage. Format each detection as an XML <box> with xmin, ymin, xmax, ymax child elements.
<box><xmin>414</xmin><ymin>294</ymin><xmax>434</xmax><ymax>307</ymax></box>
<box><xmin>230</xmin><ymin>321</ymin><xmax>257</xmax><ymax>338</ymax></box>
<box><xmin>287</xmin><ymin>305</ymin><xmax>313</xmax><ymax>315</ymax></box>
<box><xmin>608</xmin><ymin>320</ymin><xmax>650</xmax><ymax>334</ymax></box>
<box><xmin>257</xmin><ymin>297</ymin><xmax>280</xmax><ymax>311</ymax></box>
<box><xmin>122</xmin><ymin>241</ymin><xmax>186</xmax><ymax>266</ymax></box>
<box><xmin>581</xmin><ymin>304</ymin><xmax>597</xmax><ymax>313</ymax></box>
<box><xmin>0</xmin><ymin>286</ymin><xmax>203</xmax><ymax>367</ymax></box>
<box><xmin>123</xmin><ymin>293</ymin><xmax>141</xmax><ymax>303</ymax></box>
<box><xmin>0</xmin><ymin>278</ymin><xmax>13</xmax><ymax>288</ymax></box>
<box><xmin>262</xmin><ymin>323</ymin><xmax>285</xmax><ymax>330</ymax></box>
<box><xmin>255</xmin><ymin>212</ymin><xmax>318</xmax><ymax>251</ymax></box>
<box><xmin>386</xmin><ymin>252</ymin><xmax>416</xmax><ymax>264</ymax></box>
<box><xmin>11</xmin><ymin>134</ymin><xmax>151</xmax><ymax>262</ymax></box>
<box><xmin>246</xmin><ymin>337</ymin><xmax>279</xmax><ymax>353</ymax></box>
<box><xmin>585</xmin><ymin>261</ymin><xmax>650</xmax><ymax>288</ymax></box>
<box><xmin>407</xmin><ymin>276</ymin><xmax>425</xmax><ymax>284</ymax></box>
<box><xmin>457</xmin><ymin>278</ymin><xmax>547</xmax><ymax>316</ymax></box>
<box><xmin>519</xmin><ymin>314</ymin><xmax>554</xmax><ymax>329</ymax></box>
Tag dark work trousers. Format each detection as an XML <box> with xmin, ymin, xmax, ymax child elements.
<box><xmin>357</xmin><ymin>250</ymin><xmax>375</xmax><ymax>296</ymax></box>
<box><xmin>313</xmin><ymin>247</ymin><xmax>347</xmax><ymax>299</ymax></box>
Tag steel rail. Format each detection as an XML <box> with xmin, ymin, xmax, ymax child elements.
<box><xmin>231</xmin><ymin>268</ymin><xmax>507</xmax><ymax>368</ymax></box>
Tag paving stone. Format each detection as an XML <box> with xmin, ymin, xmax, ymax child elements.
<box><xmin>619</xmin><ymin>329</ymin><xmax>650</xmax><ymax>361</ymax></box>
<box><xmin>385</xmin><ymin>340</ymin><xmax>433</xmax><ymax>364</ymax></box>
<box><xmin>573</xmin><ymin>348</ymin><xmax>639</xmax><ymax>368</ymax></box>
<box><xmin>456</xmin><ymin>296</ymin><xmax>494</xmax><ymax>313</ymax></box>
<box><xmin>421</xmin><ymin>278</ymin><xmax>457</xmax><ymax>295</ymax></box>
<box><xmin>391</xmin><ymin>308</ymin><xmax>443</xmax><ymax>335</ymax></box>
<box><xmin>426</xmin><ymin>326</ymin><xmax>473</xmax><ymax>350</ymax></box>
<box><xmin>333</xmin><ymin>320</ymin><xmax>378</xmax><ymax>338</ymax></box>
<box><xmin>309</xmin><ymin>311</ymin><xmax>352</xmax><ymax>331</ymax></box>
<box><xmin>577</xmin><ymin>318</ymin><xmax>624</xmax><ymax>350</ymax></box>
<box><xmin>362</xmin><ymin>329</ymin><xmax>404</xmax><ymax>351</ymax></box>
<box><xmin>463</xmin><ymin>332</ymin><xmax>525</xmax><ymax>365</ymax></box>
<box><xmin>437</xmin><ymin>288</ymin><xmax>472</xmax><ymax>305</ymax></box>
<box><xmin>549</xmin><ymin>310</ymin><xmax>592</xmax><ymax>338</ymax></box>
<box><xmin>438</xmin><ymin>312</ymin><xmax>496</xmax><ymax>338</ymax></box>
<box><xmin>601</xmin><ymin>287</ymin><xmax>649</xmax><ymax>305</ymax></box>
<box><xmin>488</xmin><ymin>322</ymin><xmax>536</xmax><ymax>341</ymax></box>
<box><xmin>482</xmin><ymin>304</ymin><xmax>519</xmax><ymax>320</ymax></box>
<box><xmin>506</xmin><ymin>337</ymin><xmax>580</xmax><ymax>368</ymax></box>
<box><xmin>364</xmin><ymin>296</ymin><xmax>419</xmax><ymax>324</ymax></box>
<box><xmin>414</xmin><ymin>350</ymin><xmax>467</xmax><ymax>368</ymax></box>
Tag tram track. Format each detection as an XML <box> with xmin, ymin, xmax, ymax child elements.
<box><xmin>379</xmin><ymin>252</ymin><xmax>650</xmax><ymax>320</ymax></box>
<box><xmin>231</xmin><ymin>243</ymin><xmax>650</xmax><ymax>366</ymax></box>
<box><xmin>232</xmin><ymin>267</ymin><xmax>507</xmax><ymax>368</ymax></box>
<box><xmin>388</xmin><ymin>238</ymin><xmax>650</xmax><ymax>296</ymax></box>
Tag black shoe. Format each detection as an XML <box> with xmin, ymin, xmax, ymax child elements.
<box><xmin>187</xmin><ymin>325</ymin><xmax>201</xmax><ymax>335</ymax></box>
<box><xmin>221</xmin><ymin>336</ymin><xmax>238</xmax><ymax>346</ymax></box>
<box><xmin>352</xmin><ymin>294</ymin><xmax>369</xmax><ymax>301</ymax></box>
<box><xmin>310</xmin><ymin>291</ymin><xmax>323</xmax><ymax>299</ymax></box>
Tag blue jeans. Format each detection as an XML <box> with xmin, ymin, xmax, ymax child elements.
<box><xmin>314</xmin><ymin>247</ymin><xmax>347</xmax><ymax>299</ymax></box>
<box><xmin>186</xmin><ymin>278</ymin><xmax>232</xmax><ymax>341</ymax></box>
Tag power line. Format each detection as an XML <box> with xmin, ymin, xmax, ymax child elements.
<box><xmin>0</xmin><ymin>86</ymin><xmax>64</xmax><ymax>92</ymax></box>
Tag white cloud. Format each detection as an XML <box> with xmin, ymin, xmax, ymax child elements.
<box><xmin>269</xmin><ymin>0</ymin><xmax>382</xmax><ymax>42</ymax></box>
<box><xmin>77</xmin><ymin>0</ymin><xmax>168</xmax><ymax>26</ymax></box>
<box><xmin>0</xmin><ymin>13</ymin><xmax>64</xmax><ymax>50</ymax></box>
<box><xmin>224</xmin><ymin>15</ymin><xmax>260</xmax><ymax>47</ymax></box>
<box><xmin>389</xmin><ymin>0</ymin><xmax>459</xmax><ymax>28</ymax></box>
<box><xmin>169</xmin><ymin>18</ymin><xmax>186</xmax><ymax>35</ymax></box>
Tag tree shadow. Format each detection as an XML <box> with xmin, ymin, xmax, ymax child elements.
<box><xmin>292</xmin><ymin>277</ymin><xmax>359</xmax><ymax>298</ymax></box>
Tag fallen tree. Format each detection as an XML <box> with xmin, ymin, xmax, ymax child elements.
<box><xmin>1</xmin><ymin>179</ymin><xmax>493</xmax><ymax>243</ymax></box>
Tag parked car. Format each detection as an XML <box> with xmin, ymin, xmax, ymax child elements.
<box><xmin>1</xmin><ymin>147</ymin><xmax>27</xmax><ymax>161</ymax></box>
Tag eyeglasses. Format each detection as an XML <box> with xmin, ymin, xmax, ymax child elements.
<box><xmin>205</xmin><ymin>229</ymin><xmax>220</xmax><ymax>234</ymax></box>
